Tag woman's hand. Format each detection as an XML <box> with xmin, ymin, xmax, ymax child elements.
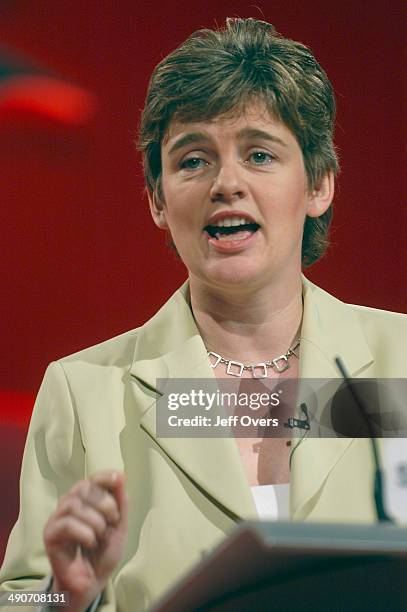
<box><xmin>43</xmin><ymin>471</ymin><xmax>128</xmax><ymax>612</ymax></box>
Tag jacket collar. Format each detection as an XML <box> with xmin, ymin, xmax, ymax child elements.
<box><xmin>291</xmin><ymin>276</ymin><xmax>374</xmax><ymax>519</ymax></box>
<box><xmin>130</xmin><ymin>282</ymin><xmax>257</xmax><ymax>521</ymax></box>
<box><xmin>299</xmin><ymin>277</ymin><xmax>373</xmax><ymax>379</ymax></box>
<box><xmin>129</xmin><ymin>282</ymin><xmax>210</xmax><ymax>388</ymax></box>
<box><xmin>130</xmin><ymin>277</ymin><xmax>375</xmax><ymax>521</ymax></box>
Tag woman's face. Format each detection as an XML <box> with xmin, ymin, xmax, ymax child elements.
<box><xmin>150</xmin><ymin>103</ymin><xmax>332</xmax><ymax>293</ymax></box>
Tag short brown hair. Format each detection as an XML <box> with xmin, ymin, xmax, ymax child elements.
<box><xmin>137</xmin><ymin>18</ymin><xmax>339</xmax><ymax>267</ymax></box>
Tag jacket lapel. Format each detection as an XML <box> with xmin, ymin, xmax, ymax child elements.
<box><xmin>130</xmin><ymin>282</ymin><xmax>257</xmax><ymax>521</ymax></box>
<box><xmin>129</xmin><ymin>277</ymin><xmax>376</xmax><ymax>523</ymax></box>
<box><xmin>290</xmin><ymin>277</ymin><xmax>374</xmax><ymax>520</ymax></box>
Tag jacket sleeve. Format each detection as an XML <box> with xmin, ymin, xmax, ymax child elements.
<box><xmin>0</xmin><ymin>362</ymin><xmax>116</xmax><ymax>611</ymax></box>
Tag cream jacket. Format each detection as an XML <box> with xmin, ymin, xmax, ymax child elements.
<box><xmin>0</xmin><ymin>277</ymin><xmax>406</xmax><ymax>610</ymax></box>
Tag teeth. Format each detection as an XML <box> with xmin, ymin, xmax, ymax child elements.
<box><xmin>212</xmin><ymin>217</ymin><xmax>253</xmax><ymax>227</ymax></box>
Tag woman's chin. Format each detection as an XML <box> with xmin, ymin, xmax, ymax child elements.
<box><xmin>201</xmin><ymin>261</ymin><xmax>268</xmax><ymax>289</ymax></box>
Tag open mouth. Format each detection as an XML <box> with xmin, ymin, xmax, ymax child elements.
<box><xmin>203</xmin><ymin>222</ymin><xmax>260</xmax><ymax>241</ymax></box>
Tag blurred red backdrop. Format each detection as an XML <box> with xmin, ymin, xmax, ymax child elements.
<box><xmin>0</xmin><ymin>0</ymin><xmax>406</xmax><ymax>397</ymax></box>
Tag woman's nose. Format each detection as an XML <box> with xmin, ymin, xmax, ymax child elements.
<box><xmin>209</xmin><ymin>162</ymin><xmax>247</xmax><ymax>203</ymax></box>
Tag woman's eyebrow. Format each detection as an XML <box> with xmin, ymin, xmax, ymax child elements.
<box><xmin>167</xmin><ymin>127</ymin><xmax>288</xmax><ymax>156</ymax></box>
<box><xmin>167</xmin><ymin>132</ymin><xmax>211</xmax><ymax>155</ymax></box>
<box><xmin>237</xmin><ymin>127</ymin><xmax>288</xmax><ymax>147</ymax></box>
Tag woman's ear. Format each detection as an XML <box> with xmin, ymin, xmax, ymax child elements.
<box><xmin>147</xmin><ymin>189</ymin><xmax>169</xmax><ymax>230</ymax></box>
<box><xmin>306</xmin><ymin>170</ymin><xmax>335</xmax><ymax>218</ymax></box>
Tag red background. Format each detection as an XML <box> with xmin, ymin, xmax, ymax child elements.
<box><xmin>0</xmin><ymin>0</ymin><xmax>405</xmax><ymax>560</ymax></box>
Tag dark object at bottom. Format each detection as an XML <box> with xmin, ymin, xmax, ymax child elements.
<box><xmin>200</xmin><ymin>556</ymin><xmax>404</xmax><ymax>611</ymax></box>
<box><xmin>153</xmin><ymin>522</ymin><xmax>407</xmax><ymax>612</ymax></box>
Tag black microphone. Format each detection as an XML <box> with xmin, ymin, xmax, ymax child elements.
<box><xmin>334</xmin><ymin>356</ymin><xmax>393</xmax><ymax>523</ymax></box>
<box><xmin>284</xmin><ymin>403</ymin><xmax>310</xmax><ymax>431</ymax></box>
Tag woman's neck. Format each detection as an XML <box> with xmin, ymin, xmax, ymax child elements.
<box><xmin>189</xmin><ymin>275</ymin><xmax>303</xmax><ymax>363</ymax></box>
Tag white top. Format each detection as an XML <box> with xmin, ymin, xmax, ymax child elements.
<box><xmin>251</xmin><ymin>483</ymin><xmax>290</xmax><ymax>520</ymax></box>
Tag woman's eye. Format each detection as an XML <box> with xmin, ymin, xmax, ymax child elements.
<box><xmin>180</xmin><ymin>157</ymin><xmax>207</xmax><ymax>170</ymax></box>
<box><xmin>249</xmin><ymin>151</ymin><xmax>274</xmax><ymax>165</ymax></box>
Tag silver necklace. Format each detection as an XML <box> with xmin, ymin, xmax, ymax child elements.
<box><xmin>207</xmin><ymin>340</ymin><xmax>300</xmax><ymax>378</ymax></box>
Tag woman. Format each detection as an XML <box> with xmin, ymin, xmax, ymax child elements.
<box><xmin>1</xmin><ymin>18</ymin><xmax>406</xmax><ymax>612</ymax></box>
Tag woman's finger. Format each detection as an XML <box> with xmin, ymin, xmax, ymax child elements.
<box><xmin>45</xmin><ymin>515</ymin><xmax>98</xmax><ymax>551</ymax></box>
<box><xmin>78</xmin><ymin>483</ymin><xmax>120</xmax><ymax>525</ymax></box>
<box><xmin>57</xmin><ymin>496</ymin><xmax>108</xmax><ymax>538</ymax></box>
